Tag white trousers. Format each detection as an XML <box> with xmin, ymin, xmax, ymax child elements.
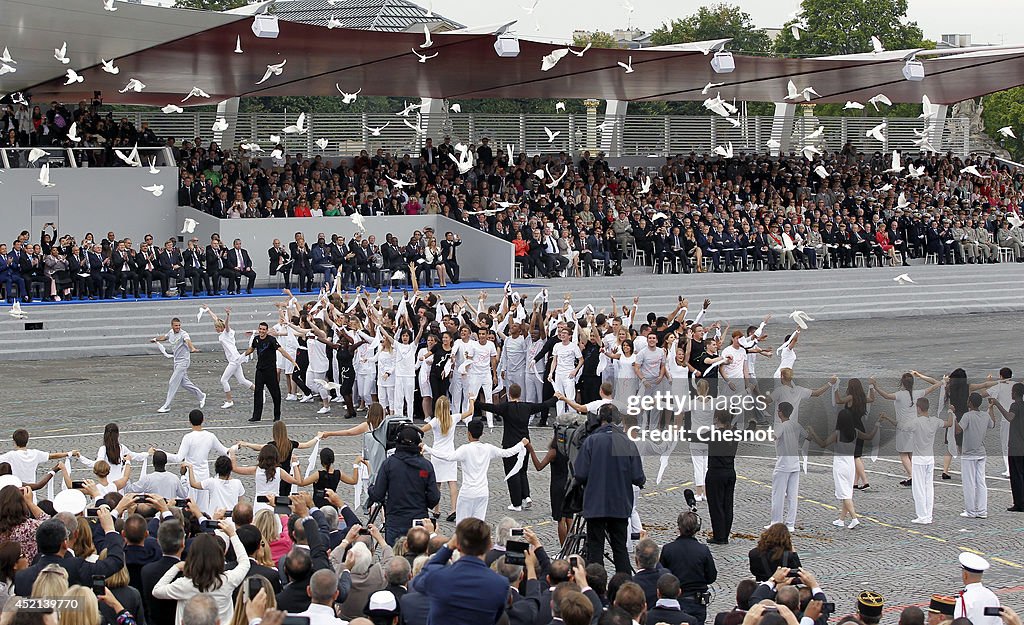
<box><xmin>1002</xmin><ymin>419</ymin><xmax>1011</xmax><ymax>473</ymax></box>
<box><xmin>456</xmin><ymin>494</ymin><xmax>488</xmax><ymax>524</ymax></box>
<box><xmin>553</xmin><ymin>374</ymin><xmax>576</xmax><ymax>416</ymax></box>
<box><xmin>449</xmin><ymin>374</ymin><xmax>465</xmax><ymax>414</ymax></box>
<box><xmin>691</xmin><ymin>447</ymin><xmax>708</xmax><ymax>487</ymax></box>
<box><xmin>377</xmin><ymin>382</ymin><xmax>395</xmax><ymax>412</ymax></box>
<box><xmin>523</xmin><ymin>370</ymin><xmax>544</xmax><ymax>404</ymax></box>
<box><xmin>220</xmin><ymin>359</ymin><xmax>252</xmax><ymax>393</ymax></box>
<box><xmin>163</xmin><ymin>364</ymin><xmax>203</xmax><ymax>409</ymax></box>
<box><xmin>307</xmin><ymin>368</ymin><xmax>330</xmax><ymax>401</ymax></box>
<box><xmin>961</xmin><ymin>457</ymin><xmax>988</xmax><ymax>516</ymax></box>
<box><xmin>355</xmin><ymin>372</ymin><xmax>376</xmax><ymax>405</ymax></box>
<box><xmin>912</xmin><ymin>460</ymin><xmax>935</xmax><ymax>521</ymax></box>
<box><xmin>394</xmin><ymin>375</ymin><xmax>415</xmax><ymax>418</ymax></box>
<box><xmin>465</xmin><ymin>374</ymin><xmax>494</xmax><ymax>427</ymax></box>
<box><xmin>770</xmin><ymin>470</ymin><xmax>800</xmax><ymax>526</ymax></box>
<box><xmin>505</xmin><ymin>368</ymin><xmax>526</xmax><ymax>396</ymax></box>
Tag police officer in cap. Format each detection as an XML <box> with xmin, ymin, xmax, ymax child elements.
<box><xmin>926</xmin><ymin>594</ymin><xmax>956</xmax><ymax>625</ymax></box>
<box><xmin>955</xmin><ymin>553</ymin><xmax>1001</xmax><ymax>625</ymax></box>
<box><xmin>367</xmin><ymin>424</ymin><xmax>441</xmax><ymax>546</ymax></box>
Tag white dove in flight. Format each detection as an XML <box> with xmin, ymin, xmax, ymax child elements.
<box><xmin>67</xmin><ymin>122</ymin><xmax>81</xmax><ymax>143</ymax></box>
<box><xmin>533</xmin><ymin>168</ymin><xmax>546</xmax><ymax>180</ymax></box>
<box><xmin>884</xmin><ymin>150</ymin><xmax>904</xmax><ymax>174</ymax></box>
<box><xmin>119</xmin><ymin>78</ymin><xmax>145</xmax><ymax>93</ymax></box>
<box><xmin>142</xmin><ymin>184</ymin><xmax>164</xmax><ymax>197</ymax></box>
<box><xmin>269</xmin><ymin>134</ymin><xmax>281</xmax><ymax>145</ymax></box>
<box><xmin>555</xmin><ymin>101</ymin><xmax>565</xmax><ymax>112</ymax></box>
<box><xmin>541</xmin><ymin>48</ymin><xmax>569</xmax><ymax>71</ymax></box>
<box><xmin>350</xmin><ymin>212</ymin><xmax>367</xmax><ymax>234</ymax></box>
<box><xmin>411</xmin><ymin>49</ymin><xmax>438</xmax><ymax>63</ymax></box>
<box><xmin>893</xmin><ymin>273</ymin><xmax>914</xmax><ymax>285</ymax></box>
<box><xmin>897</xmin><ymin>192</ymin><xmax>910</xmax><ymax>209</ymax></box>
<box><xmin>961</xmin><ymin>165</ymin><xmax>989</xmax><ymax>178</ymax></box>
<box><xmin>115</xmin><ymin>145</ymin><xmax>142</xmax><ymax>167</ymax></box>
<box><xmin>791</xmin><ymin>24</ymin><xmax>802</xmax><ymax>40</ymax></box>
<box><xmin>240</xmin><ymin>142</ymin><xmax>263</xmax><ymax>153</ymax></box>
<box><xmin>386</xmin><ymin>175</ymin><xmax>416</xmax><ymax>189</ymax></box>
<box><xmin>870</xmin><ymin>35</ymin><xmax>884</xmax><ymax>53</ymax></box>
<box><xmin>234</xmin><ymin>35</ymin><xmax>243</xmax><ymax>53</ymax></box>
<box><xmin>843</xmin><ymin>101</ymin><xmax>864</xmax><ymax>110</ymax></box>
<box><xmin>327</xmin><ymin>16</ymin><xmax>344</xmax><ymax>29</ymax></box>
<box><xmin>805</xmin><ymin>126</ymin><xmax>824</xmax><ymax>140</ymax></box>
<box><xmin>315</xmin><ymin>138</ymin><xmax>329</xmax><ymax>151</ymax></box>
<box><xmin>868</xmin><ymin>93</ymin><xmax>891</xmax><ymax>111</ymax></box>
<box><xmin>801</xmin><ymin>145</ymin><xmax>822</xmax><ymax>160</ymax></box>
<box><xmin>448</xmin><ymin>147</ymin><xmax>474</xmax><ymax>174</ymax></box>
<box><xmin>28</xmin><ymin>148</ymin><xmax>47</xmax><ymax>164</ymax></box>
<box><xmin>282</xmin><ymin>112</ymin><xmax>307</xmax><ymax>134</ymax></box>
<box><xmin>1</xmin><ymin>47</ymin><xmax>15</xmax><ymax>64</ymax></box>
<box><xmin>998</xmin><ymin>127</ymin><xmax>1016</xmax><ymax>139</ymax></box>
<box><xmin>506</xmin><ymin>143</ymin><xmax>516</xmax><ymax>163</ymax></box>
<box><xmin>181</xmin><ymin>86</ymin><xmax>210</xmax><ymax>102</ymax></box>
<box><xmin>211</xmin><ymin>117</ymin><xmax>229</xmax><ymax>132</ymax></box>
<box><xmin>543</xmin><ymin>127</ymin><xmax>560</xmax><ymax>143</ymax></box>
<box><xmin>54</xmin><ymin>42</ymin><xmax>70</xmax><ymax>64</ymax></box>
<box><xmin>336</xmin><ymin>85</ymin><xmax>361</xmax><ymax>103</ymax></box>
<box><xmin>788</xmin><ymin>310</ymin><xmax>815</xmax><ymax>329</ymax></box>
<box><xmin>545</xmin><ymin>164</ymin><xmax>567</xmax><ymax>189</ymax></box>
<box><xmin>0</xmin><ymin>63</ymin><xmax>15</xmax><ymax>76</ymax></box>
<box><xmin>364</xmin><ymin>122</ymin><xmax>390</xmax><ymax>136</ymax></box>
<box><xmin>395</xmin><ymin>101</ymin><xmax>421</xmax><ymax>117</ymax></box>
<box><xmin>867</xmin><ymin>122</ymin><xmax>886</xmax><ymax>143</ymax></box>
<box><xmin>421</xmin><ymin>24</ymin><xmax>433</xmax><ymax>48</ymax></box>
<box><xmin>9</xmin><ymin>301</ymin><xmax>27</xmax><ymax>319</ymax></box>
<box><xmin>1007</xmin><ymin>213</ymin><xmax>1024</xmax><ymax>229</ymax></box>
<box><xmin>161</xmin><ymin>104</ymin><xmax>183</xmax><ymax>114</ymax></box>
<box><xmin>639</xmin><ymin>175</ymin><xmax>652</xmax><ymax>195</ymax></box>
<box><xmin>702</xmin><ymin>81</ymin><xmax>724</xmax><ymax>95</ymax></box>
<box><xmin>522</xmin><ymin>0</ymin><xmax>539</xmax><ymax>13</ymax></box>
<box><xmin>617</xmin><ymin>56</ymin><xmax>634</xmax><ymax>73</ymax></box>
<box><xmin>100</xmin><ymin>59</ymin><xmax>119</xmax><ymax>74</ymax></box>
<box><xmin>403</xmin><ymin>116</ymin><xmax>426</xmax><ymax>135</ymax></box>
<box><xmin>906</xmin><ymin>163</ymin><xmax>926</xmax><ymax>178</ymax></box>
<box><xmin>450</xmin><ymin>103</ymin><xmax>461</xmax><ymax>113</ymax></box>
<box><xmin>814</xmin><ymin>165</ymin><xmax>830</xmax><ymax>179</ymax></box>
<box><xmin>103</xmin><ymin>0</ymin><xmax>117</xmax><ymax>11</ymax></box>
<box><xmin>148</xmin><ymin>158</ymin><xmax>160</xmax><ymax>174</ymax></box>
<box><xmin>64</xmin><ymin>69</ymin><xmax>84</xmax><ymax>85</ymax></box>
<box><xmin>713</xmin><ymin>142</ymin><xmax>733</xmax><ymax>159</ymax></box>
<box><xmin>38</xmin><ymin>163</ymin><xmax>55</xmax><ymax>187</ymax></box>
<box><xmin>766</xmin><ymin>138</ymin><xmax>781</xmax><ymax>150</ymax></box>
<box><xmin>568</xmin><ymin>42</ymin><xmax>591</xmax><ymax>57</ymax></box>
<box><xmin>255</xmin><ymin>59</ymin><xmax>287</xmax><ymax>85</ymax></box>
<box><xmin>920</xmin><ymin>94</ymin><xmax>941</xmax><ymax>120</ymax></box>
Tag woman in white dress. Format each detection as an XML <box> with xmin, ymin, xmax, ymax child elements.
<box><xmin>420</xmin><ymin>396</ymin><xmax>475</xmax><ymax>522</ymax></box>
<box><xmin>810</xmin><ymin>391</ymin><xmax>877</xmax><ymax>529</ymax></box>
<box><xmin>228</xmin><ymin>444</ymin><xmax>302</xmax><ymax>512</ymax></box>
<box><xmin>376</xmin><ymin>333</ymin><xmax>397</xmax><ymax>415</ymax></box>
<box><xmin>773</xmin><ymin>329</ymin><xmax>800</xmax><ymax>380</ymax></box>
<box><xmin>873</xmin><ymin>371</ymin><xmax>941</xmax><ymax>485</ymax></box>
<box><xmin>75</xmin><ymin>423</ymin><xmax>148</xmax><ymax>487</ymax></box>
<box><xmin>417</xmin><ymin>334</ymin><xmax>437</xmax><ymax>420</ymax></box>
<box><xmin>689</xmin><ymin>378</ymin><xmax>715</xmax><ymax>501</ymax></box>
<box><xmin>606</xmin><ymin>334</ymin><xmax>638</xmax><ymax>406</ymax></box>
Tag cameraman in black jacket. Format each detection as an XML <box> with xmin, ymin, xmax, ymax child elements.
<box><xmin>367</xmin><ymin>425</ymin><xmax>440</xmax><ymax>546</ymax></box>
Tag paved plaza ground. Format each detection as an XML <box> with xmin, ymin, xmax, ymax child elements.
<box><xmin>4</xmin><ymin>311</ymin><xmax>1024</xmax><ymax>619</ymax></box>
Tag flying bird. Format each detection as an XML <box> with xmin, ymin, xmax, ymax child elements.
<box><xmin>870</xmin><ymin>35</ymin><xmax>884</xmax><ymax>53</ymax></box>
<box><xmin>906</xmin><ymin>163</ymin><xmax>926</xmax><ymax>178</ymax></box>
<box><xmin>522</xmin><ymin>0</ymin><xmax>539</xmax><ymax>13</ymax></box>
<box><xmin>814</xmin><ymin>165</ymin><xmax>830</xmax><ymax>179</ymax></box>
<box><xmin>568</xmin><ymin>42</ymin><xmax>591</xmax><ymax>57</ymax></box>
<box><xmin>766</xmin><ymin>138</ymin><xmax>781</xmax><ymax>149</ymax></box>
<box><xmin>148</xmin><ymin>158</ymin><xmax>160</xmax><ymax>174</ymax></box>
<box><xmin>327</xmin><ymin>16</ymin><xmax>344</xmax><ymax>29</ymax></box>
<box><xmin>9</xmin><ymin>301</ymin><xmax>27</xmax><ymax>319</ymax></box>
<box><xmin>67</xmin><ymin>122</ymin><xmax>81</xmax><ymax>143</ymax></box>
<box><xmin>411</xmin><ymin>49</ymin><xmax>438</xmax><ymax>63</ymax></box>
<box><xmin>395</xmin><ymin>101</ymin><xmax>421</xmax><ymax>117</ymax></box>
<box><xmin>544</xmin><ymin>164</ymin><xmax>567</xmax><ymax>189</ymax></box>
<box><xmin>141</xmin><ymin>184</ymin><xmax>164</xmax><ymax>197</ymax></box>
<box><xmin>282</xmin><ymin>112</ymin><xmax>307</xmax><ymax>134</ymax></box>
<box><xmin>314</xmin><ymin>138</ymin><xmax>329</xmax><ymax>151</ymax></box>
<box><xmin>920</xmin><ymin>95</ymin><xmax>941</xmax><ymax>120</ymax></box>
<box><xmin>844</xmin><ymin>101</ymin><xmax>864</xmax><ymax>110</ymax></box>
<box><xmin>240</xmin><ymin>142</ymin><xmax>263</xmax><ymax>152</ymax></box>
<box><xmin>211</xmin><ymin>117</ymin><xmax>229</xmax><ymax>132</ymax></box>
<box><xmin>961</xmin><ymin>165</ymin><xmax>989</xmax><ymax>178</ymax></box>
<box><xmin>364</xmin><ymin>122</ymin><xmax>390</xmax><ymax>136</ymax></box>
<box><xmin>161</xmin><ymin>104</ymin><xmax>183</xmax><ymax>114</ymax></box>
<box><xmin>0</xmin><ymin>63</ymin><xmax>15</xmax><ymax>76</ymax></box>
<box><xmin>998</xmin><ymin>127</ymin><xmax>1016</xmax><ymax>139</ymax></box>
<box><xmin>702</xmin><ymin>81</ymin><xmax>724</xmax><ymax>95</ymax></box>
<box><xmin>867</xmin><ymin>122</ymin><xmax>886</xmax><ymax>143</ymax></box>
<box><xmin>1007</xmin><ymin>213</ymin><xmax>1024</xmax><ymax>229</ymax></box>
<box><xmin>234</xmin><ymin>35</ymin><xmax>243</xmax><ymax>53</ymax></box>
<box><xmin>893</xmin><ymin>273</ymin><xmax>915</xmax><ymax>285</ymax></box>
<box><xmin>386</xmin><ymin>175</ymin><xmax>415</xmax><ymax>189</ymax></box>
<box><xmin>805</xmin><ymin>126</ymin><xmax>824</xmax><ymax>140</ymax></box>
<box><xmin>638</xmin><ymin>175</ymin><xmax>652</xmax><ymax>195</ymax></box>
<box><xmin>54</xmin><ymin>42</ymin><xmax>70</xmax><ymax>64</ymax></box>
<box><xmin>119</xmin><ymin>78</ymin><xmax>145</xmax><ymax>93</ymax></box>
<box><xmin>448</xmin><ymin>146</ymin><xmax>474</xmax><ymax>174</ymax></box>
<box><xmin>181</xmin><ymin>86</ymin><xmax>210</xmax><ymax>102</ymax></box>
<box><xmin>449</xmin><ymin>103</ymin><xmax>461</xmax><ymax>113</ymax></box>
<box><xmin>868</xmin><ymin>93</ymin><xmax>892</xmax><ymax>111</ymax></box>
<box><xmin>788</xmin><ymin>310</ymin><xmax>815</xmax><ymax>329</ymax></box>
<box><xmin>115</xmin><ymin>145</ymin><xmax>142</xmax><ymax>167</ymax></box>
<box><xmin>270</xmin><ymin>148</ymin><xmax>284</xmax><ymax>160</ymax></box>
<box><xmin>543</xmin><ymin>127</ymin><xmax>560</xmax><ymax>143</ymax></box>
<box><xmin>897</xmin><ymin>192</ymin><xmax>910</xmax><ymax>209</ymax></box>
<box><xmin>28</xmin><ymin>148</ymin><xmax>47</xmax><ymax>164</ymax></box>
<box><xmin>350</xmin><ymin>212</ymin><xmax>366</xmax><ymax>234</ymax></box>
<box><xmin>38</xmin><ymin>163</ymin><xmax>55</xmax><ymax>187</ymax></box>
<box><xmin>336</xmin><ymin>85</ymin><xmax>361</xmax><ymax>103</ymax></box>
<box><xmin>532</xmin><ymin>168</ymin><xmax>545</xmax><ymax>180</ymax></box>
<box><xmin>103</xmin><ymin>0</ymin><xmax>117</xmax><ymax>11</ymax></box>
<box><xmin>506</xmin><ymin>143</ymin><xmax>515</xmax><ymax>163</ymax></box>
<box><xmin>269</xmin><ymin>134</ymin><xmax>281</xmax><ymax>144</ymax></box>
<box><xmin>63</xmin><ymin>69</ymin><xmax>84</xmax><ymax>85</ymax></box>
<box><xmin>884</xmin><ymin>150</ymin><xmax>904</xmax><ymax>174</ymax></box>
<box><xmin>255</xmin><ymin>59</ymin><xmax>287</xmax><ymax>85</ymax></box>
<box><xmin>791</xmin><ymin>24</ymin><xmax>802</xmax><ymax>40</ymax></box>
<box><xmin>555</xmin><ymin>101</ymin><xmax>565</xmax><ymax>112</ymax></box>
<box><xmin>801</xmin><ymin>145</ymin><xmax>822</xmax><ymax>160</ymax></box>
<box><xmin>617</xmin><ymin>56</ymin><xmax>634</xmax><ymax>73</ymax></box>
<box><xmin>420</xmin><ymin>24</ymin><xmax>433</xmax><ymax>48</ymax></box>
<box><xmin>403</xmin><ymin>117</ymin><xmax>426</xmax><ymax>135</ymax></box>
<box><xmin>713</xmin><ymin>142</ymin><xmax>733</xmax><ymax>159</ymax></box>
<box><xmin>541</xmin><ymin>48</ymin><xmax>569</xmax><ymax>71</ymax></box>
<box><xmin>0</xmin><ymin>47</ymin><xmax>15</xmax><ymax>65</ymax></box>
<box><xmin>99</xmin><ymin>59</ymin><xmax>119</xmax><ymax>74</ymax></box>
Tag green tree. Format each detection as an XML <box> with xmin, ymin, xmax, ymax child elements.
<box><xmin>174</xmin><ymin>0</ymin><xmax>248</xmax><ymax>10</ymax></box>
<box><xmin>572</xmin><ymin>31</ymin><xmax>622</xmax><ymax>49</ymax></box>
<box><xmin>981</xmin><ymin>88</ymin><xmax>1024</xmax><ymax>158</ymax></box>
<box><xmin>774</xmin><ymin>0</ymin><xmax>928</xmax><ymax>57</ymax></box>
<box><xmin>650</xmin><ymin>3</ymin><xmax>770</xmax><ymax>54</ymax></box>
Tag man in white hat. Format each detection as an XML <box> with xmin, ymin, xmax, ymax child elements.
<box><xmin>955</xmin><ymin>553</ymin><xmax>1000</xmax><ymax>625</ymax></box>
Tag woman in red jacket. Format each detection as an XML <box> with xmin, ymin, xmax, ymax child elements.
<box><xmin>875</xmin><ymin>222</ymin><xmax>897</xmax><ymax>266</ymax></box>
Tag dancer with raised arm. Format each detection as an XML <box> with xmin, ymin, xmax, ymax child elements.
<box><xmin>873</xmin><ymin>371</ymin><xmax>942</xmax><ymax>486</ymax></box>
<box><xmin>151</xmin><ymin>317</ymin><xmax>206</xmax><ymax>414</ymax></box>
<box><xmin>159</xmin><ymin>409</ymin><xmax>230</xmax><ymax>511</ymax></box>
<box><xmin>202</xmin><ymin>306</ymin><xmax>256</xmax><ymax>409</ymax></box>
<box><xmin>242</xmin><ymin>322</ymin><xmax>299</xmax><ymax>422</ymax></box>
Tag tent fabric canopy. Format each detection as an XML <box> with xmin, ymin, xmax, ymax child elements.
<box><xmin>4</xmin><ymin>0</ymin><xmax>1024</xmax><ymax>108</ymax></box>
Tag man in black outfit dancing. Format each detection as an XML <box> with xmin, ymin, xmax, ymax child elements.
<box><xmin>243</xmin><ymin>322</ymin><xmax>298</xmax><ymax>422</ymax></box>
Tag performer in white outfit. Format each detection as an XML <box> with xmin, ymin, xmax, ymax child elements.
<box><xmin>376</xmin><ymin>333</ymin><xmax>397</xmax><ymax>414</ymax></box>
<box><xmin>424</xmin><ymin>418</ymin><xmax>527</xmax><ymax>523</ymax></box>
<box><xmin>874</xmin><ymin>371</ymin><xmax>941</xmax><ymax>485</ymax></box>
<box><xmin>990</xmin><ymin>368</ymin><xmax>1015</xmax><ymax>476</ymax></box>
<box><xmin>464</xmin><ymin>329</ymin><xmax>499</xmax><ymax>427</ymax></box>
<box><xmin>499</xmin><ymin>322</ymin><xmax>529</xmax><ymax>397</ymax></box>
<box><xmin>524</xmin><ymin>326</ymin><xmax>546</xmax><ymax>405</ymax></box>
<box><xmin>202</xmin><ymin>307</ymin><xmax>255</xmax><ymax>409</ymax></box>
<box><xmin>274</xmin><ymin>315</ymin><xmax>300</xmax><ymax>401</ymax></box>
<box><xmin>449</xmin><ymin>327</ymin><xmax>473</xmax><ymax>413</ymax></box>
<box><xmin>420</xmin><ymin>397</ymin><xmax>475</xmax><ymax>522</ymax></box>
<box><xmin>665</xmin><ymin>339</ymin><xmax>691</xmax><ymax>429</ymax></box>
<box><xmin>689</xmin><ymin>379</ymin><xmax>715</xmax><ymax>501</ymax></box>
<box><xmin>906</xmin><ymin>397</ymin><xmax>953</xmax><ymax>524</ymax></box>
<box><xmin>608</xmin><ymin>338</ymin><xmax>638</xmax><ymax>408</ymax></box>
<box><xmin>719</xmin><ymin>330</ymin><xmax>750</xmax><ymax>426</ymax></box>
<box><xmin>75</xmin><ymin>423</ymin><xmax>148</xmax><ymax>486</ymax></box>
<box><xmin>769</xmin><ymin>401</ymin><xmax>808</xmax><ymax>531</ymax></box>
<box><xmin>417</xmin><ymin>335</ymin><xmax>437</xmax><ymax>420</ymax></box>
<box><xmin>772</xmin><ymin>328</ymin><xmax>800</xmax><ymax>380</ymax></box>
<box><xmin>633</xmin><ymin>333</ymin><xmax>666</xmax><ymax>430</ymax></box>
<box><xmin>227</xmin><ymin>444</ymin><xmax>302</xmax><ymax>513</ymax></box>
<box><xmin>151</xmin><ymin>318</ymin><xmax>206</xmax><ymax>414</ymax></box>
<box><xmin>387</xmin><ymin>324</ymin><xmax>423</xmax><ymax>419</ymax></box>
<box><xmin>810</xmin><ymin>400</ymin><xmax>876</xmax><ymax>529</ymax></box>
<box><xmin>160</xmin><ymin>409</ymin><xmax>230</xmax><ymax>511</ymax></box>
<box><xmin>957</xmin><ymin>393</ymin><xmax>997</xmax><ymax>518</ymax></box>
<box><xmin>353</xmin><ymin>319</ymin><xmax>378</xmax><ymax>410</ymax></box>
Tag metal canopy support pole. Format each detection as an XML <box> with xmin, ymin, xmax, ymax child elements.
<box><xmin>600</xmin><ymin>100</ymin><xmax>628</xmax><ymax>157</ymax></box>
<box><xmin>770</xmin><ymin>102</ymin><xmax>796</xmax><ymax>157</ymax></box>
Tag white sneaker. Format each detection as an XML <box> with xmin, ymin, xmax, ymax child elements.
<box><xmin>1002</xmin><ymin>471</ymin><xmax>1011</xmax><ymax>477</ymax></box>
<box><xmin>221</xmin><ymin>401</ymin><xmax>234</xmax><ymax>409</ymax></box>
<box><xmin>847</xmin><ymin>518</ymin><xmax>860</xmax><ymax>529</ymax></box>
<box><xmin>317</xmin><ymin>406</ymin><xmax>331</xmax><ymax>414</ymax></box>
<box><xmin>786</xmin><ymin>525</ymin><xmax>795</xmax><ymax>532</ymax></box>
<box><xmin>695</xmin><ymin>495</ymin><xmax>705</xmax><ymax>502</ymax></box>
<box><xmin>832</xmin><ymin>519</ymin><xmax>845</xmax><ymax>527</ymax></box>
<box><xmin>157</xmin><ymin>406</ymin><xmax>170</xmax><ymax>413</ymax></box>
<box><xmin>523</xmin><ymin>498</ymin><xmax>533</xmax><ymax>510</ymax></box>
<box><xmin>286</xmin><ymin>394</ymin><xmax>297</xmax><ymax>401</ymax></box>
<box><xmin>199</xmin><ymin>393</ymin><xmax>207</xmax><ymax>409</ymax></box>
<box><xmin>299</xmin><ymin>395</ymin><xmax>314</xmax><ymax>403</ymax></box>
<box><xmin>960</xmin><ymin>511</ymin><xmax>971</xmax><ymax>517</ymax></box>
<box><xmin>507</xmin><ymin>504</ymin><xmax>522</xmax><ymax>511</ymax></box>
<box><xmin>975</xmin><ymin>513</ymin><xmax>988</xmax><ymax>519</ymax></box>
<box><xmin>911</xmin><ymin>518</ymin><xmax>932</xmax><ymax>524</ymax></box>
<box><xmin>763</xmin><ymin>525</ymin><xmax>773</xmax><ymax>530</ymax></box>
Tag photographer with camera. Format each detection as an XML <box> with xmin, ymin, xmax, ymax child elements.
<box><xmin>573</xmin><ymin>404</ymin><xmax>645</xmax><ymax>574</ymax></box>
<box><xmin>658</xmin><ymin>505</ymin><xmax>717</xmax><ymax>625</ymax></box>
<box><xmin>367</xmin><ymin>425</ymin><xmax>440</xmax><ymax>546</ymax></box>
<box><xmin>748</xmin><ymin>566</ymin><xmax>832</xmax><ymax>625</ymax></box>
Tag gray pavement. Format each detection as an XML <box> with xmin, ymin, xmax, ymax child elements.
<box><xmin>4</xmin><ymin>312</ymin><xmax>1024</xmax><ymax>618</ymax></box>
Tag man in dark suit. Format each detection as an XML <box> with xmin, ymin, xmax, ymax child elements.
<box><xmin>156</xmin><ymin>240</ymin><xmax>184</xmax><ymax>296</ymax></box>
<box><xmin>348</xmin><ymin>234</ymin><xmax>370</xmax><ymax>287</ymax></box>
<box><xmin>288</xmin><ymin>232</ymin><xmax>313</xmax><ymax>293</ymax></box>
<box><xmin>631</xmin><ymin>539</ymin><xmax>666</xmax><ymax>611</ymax></box>
<box><xmin>646</xmin><ymin>574</ymin><xmax>699</xmax><ymax>625</ymax></box>
<box><xmin>141</xmin><ymin>520</ymin><xmax>185</xmax><ymax>625</ymax></box>
<box><xmin>111</xmin><ymin>240</ymin><xmax>140</xmax><ymax>298</ymax></box>
<box><xmin>205</xmin><ymin>239</ymin><xmax>227</xmax><ymax>295</ymax></box>
<box><xmin>311</xmin><ymin>234</ymin><xmax>337</xmax><ymax>288</ymax></box>
<box><xmin>87</xmin><ymin>243</ymin><xmax>117</xmax><ymax>299</ymax></box>
<box><xmin>477</xmin><ymin>137</ymin><xmax>494</xmax><ymax>168</ymax></box>
<box><xmin>268</xmin><ymin>238</ymin><xmax>292</xmax><ymax>290</ymax></box>
<box><xmin>493</xmin><ymin>550</ymin><xmax>541</xmax><ymax>625</ymax></box>
<box><xmin>15</xmin><ymin>511</ymin><xmax>125</xmax><ymax>595</ymax></box>
<box><xmin>122</xmin><ymin>513</ymin><xmax>162</xmax><ymax>595</ymax></box>
<box><xmin>440</xmin><ymin>231</ymin><xmax>462</xmax><ymax>284</ymax></box>
<box><xmin>399</xmin><ymin>586</ymin><xmax>431</xmax><ymax>625</ymax></box>
<box><xmin>181</xmin><ymin>239</ymin><xmax>207</xmax><ymax>297</ymax></box>
<box><xmin>226</xmin><ymin>238</ymin><xmax>257</xmax><ymax>294</ymax></box>
<box><xmin>235</xmin><ymin>524</ymin><xmax>283</xmax><ymax>594</ymax></box>
<box><xmin>420</xmin><ymin>138</ymin><xmax>439</xmax><ymax>166</ymax></box>
<box><xmin>411</xmin><ymin>518</ymin><xmax>510</xmax><ymax>625</ymax></box>
<box><xmin>528</xmin><ymin>230</ymin><xmax>555</xmax><ymax>278</ymax></box>
<box><xmin>135</xmin><ymin>243</ymin><xmax>163</xmax><ymax>298</ymax></box>
<box><xmin>659</xmin><ymin>511</ymin><xmax>717</xmax><ymax>624</ymax></box>
<box><xmin>275</xmin><ymin>496</ymin><xmax>337</xmax><ymax>613</ymax></box>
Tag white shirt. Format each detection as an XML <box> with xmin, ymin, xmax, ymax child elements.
<box><xmin>166</xmin><ymin>430</ymin><xmax>229</xmax><ymax>482</ymax></box>
<box><xmin>427</xmin><ymin>440</ymin><xmax>524</xmax><ymax>499</ymax></box>
<box><xmin>168</xmin><ymin>329</ymin><xmax>192</xmax><ymax>366</ymax></box>
<box><xmin>200</xmin><ymin>477</ymin><xmax>246</xmax><ymax>514</ymax></box>
<box><xmin>551</xmin><ymin>341</ymin><xmax>581</xmax><ymax>377</ymax></box>
<box><xmin>503</xmin><ymin>335</ymin><xmax>528</xmax><ymax>371</ymax></box>
<box><xmin>774</xmin><ymin>346</ymin><xmax>796</xmax><ymax>377</ymax></box>
<box><xmin>126</xmin><ymin>471</ymin><xmax>186</xmax><ymax>499</ymax></box>
<box><xmin>153</xmin><ymin>535</ymin><xmax>250</xmax><ymax>625</ymax></box>
<box><xmin>992</xmin><ymin>380</ymin><xmax>1015</xmax><ymax>410</ymax></box>
<box><xmin>774</xmin><ymin>419</ymin><xmax>807</xmax><ymax>473</ymax></box>
<box><xmin>466</xmin><ymin>341</ymin><xmax>497</xmax><ymax>376</ymax></box>
<box><xmin>394</xmin><ymin>342</ymin><xmax>417</xmax><ymax>377</ymax></box>
<box><xmin>954</xmin><ymin>582</ymin><xmax>1000</xmax><ymax>625</ymax></box>
<box><xmin>894</xmin><ymin>389</ymin><xmax>928</xmax><ymax>429</ymax></box>
<box><xmin>218</xmin><ymin>328</ymin><xmax>243</xmax><ymax>362</ymax></box>
<box><xmin>616</xmin><ymin>354</ymin><xmax>637</xmax><ymax>379</ymax></box>
<box><xmin>376</xmin><ymin>348</ymin><xmax>396</xmax><ymax>385</ymax></box>
<box><xmin>908</xmin><ymin>416</ymin><xmax>945</xmax><ymax>464</ymax></box>
<box><xmin>294</xmin><ymin>603</ymin><xmax>349</xmax><ymax>625</ymax></box>
<box><xmin>0</xmin><ymin>449</ymin><xmax>50</xmax><ymax>484</ymax></box>
<box><xmin>960</xmin><ymin>410</ymin><xmax>994</xmax><ymax>460</ymax></box>
<box><xmin>309</xmin><ymin>337</ymin><xmax>329</xmax><ymax>372</ymax></box>
<box><xmin>78</xmin><ymin>445</ymin><xmax>148</xmax><ymax>484</ymax></box>
<box><xmin>720</xmin><ymin>345</ymin><xmax>747</xmax><ymax>380</ymax></box>
<box><xmin>772</xmin><ymin>384</ymin><xmax>812</xmax><ymax>425</ymax></box>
